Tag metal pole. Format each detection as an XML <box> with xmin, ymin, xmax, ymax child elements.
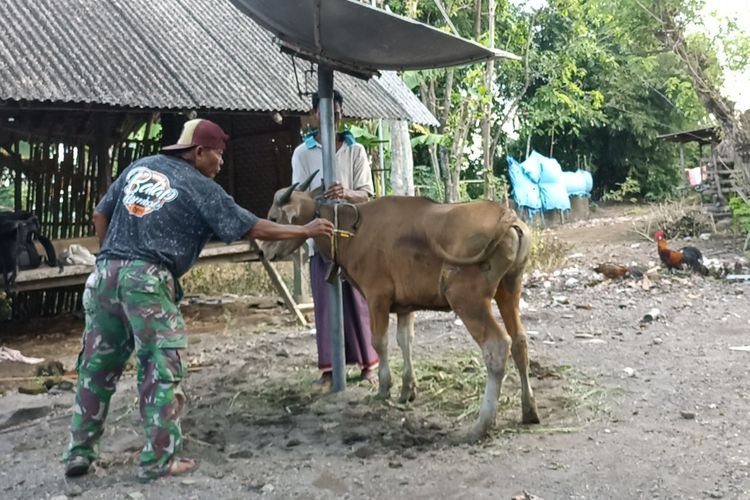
<box><xmin>318</xmin><ymin>64</ymin><xmax>346</xmax><ymax>392</ymax></box>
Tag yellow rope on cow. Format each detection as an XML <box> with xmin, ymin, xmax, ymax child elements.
<box><xmin>330</xmin><ymin>204</ymin><xmax>338</xmax><ymax>263</ymax></box>
<box><xmin>329</xmin><ymin>203</ymin><xmax>354</xmax><ymax>264</ymax></box>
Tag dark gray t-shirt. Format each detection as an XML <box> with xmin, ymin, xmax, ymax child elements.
<box><xmin>96</xmin><ymin>154</ymin><xmax>258</xmax><ymax>278</ymax></box>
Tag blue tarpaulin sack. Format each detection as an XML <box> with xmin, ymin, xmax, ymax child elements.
<box><xmin>533</xmin><ymin>152</ymin><xmax>571</xmax><ymax>211</ymax></box>
<box><xmin>539</xmin><ymin>182</ymin><xmax>572</xmax><ymax>210</ymax></box>
<box><xmin>533</xmin><ymin>151</ymin><xmax>563</xmax><ymax>184</ymax></box>
<box><xmin>562</xmin><ymin>169</ymin><xmax>593</xmax><ymax>197</ymax></box>
<box><xmin>507</xmin><ymin>156</ymin><xmax>542</xmax><ymax>210</ymax></box>
<box><xmin>519</xmin><ymin>151</ymin><xmax>542</xmax><ymax>183</ymax></box>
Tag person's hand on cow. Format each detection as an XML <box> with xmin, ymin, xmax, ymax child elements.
<box><xmin>324</xmin><ymin>182</ymin><xmax>370</xmax><ymax>203</ymax></box>
<box><xmin>303</xmin><ymin>218</ymin><xmax>335</xmax><ymax>238</ymax></box>
<box><xmin>324</xmin><ymin>182</ymin><xmax>348</xmax><ymax>200</ymax></box>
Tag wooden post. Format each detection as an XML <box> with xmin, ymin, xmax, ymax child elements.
<box><xmin>250</xmin><ymin>238</ymin><xmax>307</xmax><ymax>327</ymax></box>
<box><xmin>711</xmin><ymin>146</ymin><xmax>724</xmax><ymax>203</ymax></box>
<box><xmin>96</xmin><ymin>115</ymin><xmax>112</xmax><ymax>200</ymax></box>
<box><xmin>679</xmin><ymin>142</ymin><xmax>686</xmax><ymax>182</ymax></box>
<box><xmin>12</xmin><ymin>145</ymin><xmax>22</xmax><ymax>210</ymax></box>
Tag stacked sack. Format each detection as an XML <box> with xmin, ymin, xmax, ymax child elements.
<box><xmin>506</xmin><ymin>151</ymin><xmax>592</xmax><ymax>214</ymax></box>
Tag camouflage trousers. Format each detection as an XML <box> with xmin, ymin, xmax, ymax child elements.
<box><xmin>64</xmin><ymin>259</ymin><xmax>187</xmax><ymax>474</ymax></box>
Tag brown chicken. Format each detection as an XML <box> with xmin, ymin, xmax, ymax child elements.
<box><xmin>593</xmin><ymin>262</ymin><xmax>643</xmax><ymax>279</ymax></box>
<box><xmin>654</xmin><ymin>230</ymin><xmax>708</xmax><ymax>275</ymax></box>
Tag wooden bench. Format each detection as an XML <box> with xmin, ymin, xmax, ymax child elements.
<box><xmin>3</xmin><ymin>237</ymin><xmax>307</xmax><ymax>325</ymax></box>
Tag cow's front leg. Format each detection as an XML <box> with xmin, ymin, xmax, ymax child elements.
<box><xmin>396</xmin><ymin>312</ymin><xmax>417</xmax><ymax>403</ymax></box>
<box><xmin>369</xmin><ymin>300</ymin><xmax>392</xmax><ymax>399</ymax></box>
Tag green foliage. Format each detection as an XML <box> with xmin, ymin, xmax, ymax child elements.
<box><xmin>0</xmin><ymin>293</ymin><xmax>11</xmax><ymax>321</ymax></box>
<box><xmin>507</xmin><ymin>0</ymin><xmax>717</xmax><ymax>200</ymax></box>
<box><xmin>129</xmin><ymin>121</ymin><xmax>163</xmax><ymax>141</ymax></box>
<box><xmin>0</xmin><ymin>167</ymin><xmax>14</xmax><ymax>210</ymax></box>
<box><xmin>601</xmin><ymin>174</ymin><xmax>641</xmax><ymax>202</ymax></box>
<box><xmin>410</xmin><ymin>131</ymin><xmax>447</xmax><ymax>148</ymax></box>
<box><xmin>341</xmin><ymin>123</ymin><xmax>387</xmax><ymax>150</ymax></box>
<box><xmin>413</xmin><ymin>164</ymin><xmax>445</xmax><ymax>200</ymax></box>
<box><xmin>728</xmin><ymin>196</ymin><xmax>750</xmax><ymax>233</ymax></box>
<box><xmin>393</xmin><ymin>0</ymin><xmax>744</xmax><ymax>202</ymax></box>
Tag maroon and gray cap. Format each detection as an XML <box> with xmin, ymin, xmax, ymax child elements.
<box><xmin>162</xmin><ymin>119</ymin><xmax>229</xmax><ymax>152</ymax></box>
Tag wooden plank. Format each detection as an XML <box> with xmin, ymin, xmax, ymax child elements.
<box><xmin>4</xmin><ymin>238</ymin><xmax>304</xmax><ymax>326</ymax></box>
<box><xmin>6</xmin><ymin>240</ymin><xmax>264</xmax><ymax>291</ymax></box>
<box><xmin>259</xmin><ymin>255</ymin><xmax>308</xmax><ymax>326</ymax></box>
<box><xmin>9</xmin><ymin>265</ymin><xmax>93</xmax><ymax>292</ymax></box>
<box><xmin>244</xmin><ymin>240</ymin><xmax>307</xmax><ymax>326</ymax></box>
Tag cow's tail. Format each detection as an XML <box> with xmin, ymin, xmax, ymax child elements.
<box><xmin>431</xmin><ymin>209</ymin><xmax>517</xmax><ymax>266</ymax></box>
<box><xmin>508</xmin><ymin>223</ymin><xmax>529</xmax><ymax>273</ymax></box>
<box><xmin>431</xmin><ymin>236</ymin><xmax>503</xmax><ymax>266</ymax></box>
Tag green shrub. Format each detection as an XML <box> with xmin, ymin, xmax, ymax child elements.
<box><xmin>601</xmin><ymin>175</ymin><xmax>640</xmax><ymax>203</ymax></box>
<box><xmin>729</xmin><ymin>195</ymin><xmax>750</xmax><ymax>233</ymax></box>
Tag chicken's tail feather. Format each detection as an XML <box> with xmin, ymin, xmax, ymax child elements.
<box><xmin>680</xmin><ymin>246</ymin><xmax>708</xmax><ymax>275</ymax></box>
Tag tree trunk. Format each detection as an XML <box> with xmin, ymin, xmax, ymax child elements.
<box><xmin>390</xmin><ymin>120</ymin><xmax>415</xmax><ymax>196</ymax></box>
<box><xmin>482</xmin><ymin>0</ymin><xmax>496</xmax><ymax>200</ymax></box>
<box><xmin>657</xmin><ymin>10</ymin><xmax>750</xmax><ymax>200</ymax></box>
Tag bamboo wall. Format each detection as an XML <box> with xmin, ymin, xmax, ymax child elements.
<box><xmin>0</xmin><ymin>110</ymin><xmax>160</xmax><ymax>318</ymax></box>
<box><xmin>0</xmin><ymin>108</ymin><xmax>300</xmax><ymax>320</ymax></box>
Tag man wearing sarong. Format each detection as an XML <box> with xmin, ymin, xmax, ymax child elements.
<box><xmin>291</xmin><ymin>91</ymin><xmax>379</xmax><ymax>389</ymax></box>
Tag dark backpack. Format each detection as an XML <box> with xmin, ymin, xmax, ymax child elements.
<box><xmin>0</xmin><ymin>211</ymin><xmax>57</xmax><ymax>294</ymax></box>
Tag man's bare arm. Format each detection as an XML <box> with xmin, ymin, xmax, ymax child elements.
<box><xmin>247</xmin><ymin>218</ymin><xmax>333</xmax><ymax>240</ymax></box>
<box><xmin>92</xmin><ymin>211</ymin><xmax>109</xmax><ymax>246</ymax></box>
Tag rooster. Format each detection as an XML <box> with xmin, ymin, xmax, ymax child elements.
<box><xmin>654</xmin><ymin>230</ymin><xmax>708</xmax><ymax>275</ymax></box>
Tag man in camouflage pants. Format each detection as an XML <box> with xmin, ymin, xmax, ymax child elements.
<box><xmin>63</xmin><ymin>119</ymin><xmax>333</xmax><ymax>480</ymax></box>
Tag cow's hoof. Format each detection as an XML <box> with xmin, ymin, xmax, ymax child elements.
<box><xmin>522</xmin><ymin>408</ymin><xmax>541</xmax><ymax>424</ymax></box>
<box><xmin>456</xmin><ymin>426</ymin><xmax>489</xmax><ymax>445</ymax></box>
<box><xmin>375</xmin><ymin>389</ymin><xmax>391</xmax><ymax>400</ymax></box>
<box><xmin>398</xmin><ymin>385</ymin><xmax>418</xmax><ymax>404</ymax></box>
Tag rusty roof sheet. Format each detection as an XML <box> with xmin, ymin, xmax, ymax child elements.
<box><xmin>0</xmin><ymin>0</ymin><xmax>438</xmax><ymax>126</ymax></box>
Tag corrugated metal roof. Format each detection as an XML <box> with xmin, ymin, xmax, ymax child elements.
<box><xmin>0</xmin><ymin>0</ymin><xmax>438</xmax><ymax>126</ymax></box>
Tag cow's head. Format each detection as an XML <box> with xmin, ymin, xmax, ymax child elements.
<box><xmin>258</xmin><ymin>171</ymin><xmax>320</xmax><ymax>261</ymax></box>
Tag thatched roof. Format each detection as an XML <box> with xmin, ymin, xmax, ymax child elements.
<box><xmin>0</xmin><ymin>0</ymin><xmax>438</xmax><ymax>126</ymax></box>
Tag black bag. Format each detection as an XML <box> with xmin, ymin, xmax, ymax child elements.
<box><xmin>0</xmin><ymin>211</ymin><xmax>57</xmax><ymax>294</ymax></box>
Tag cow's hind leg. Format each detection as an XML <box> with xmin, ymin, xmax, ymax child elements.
<box><xmin>496</xmin><ymin>275</ymin><xmax>540</xmax><ymax>424</ymax></box>
<box><xmin>445</xmin><ymin>270</ymin><xmax>511</xmax><ymax>442</ymax></box>
<box><xmin>369</xmin><ymin>300</ymin><xmax>392</xmax><ymax>399</ymax></box>
<box><xmin>396</xmin><ymin>312</ymin><xmax>417</xmax><ymax>403</ymax></box>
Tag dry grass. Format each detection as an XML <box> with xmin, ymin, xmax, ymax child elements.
<box><xmin>181</xmin><ymin>261</ymin><xmax>295</xmax><ymax>296</ymax></box>
<box><xmin>634</xmin><ymin>200</ymin><xmax>716</xmax><ymax>241</ymax></box>
<box><xmin>528</xmin><ymin>229</ymin><xmax>571</xmax><ymax>272</ymax></box>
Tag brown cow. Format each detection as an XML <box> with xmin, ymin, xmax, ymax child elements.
<box><xmin>260</xmin><ymin>178</ymin><xmax>540</xmax><ymax>440</ymax></box>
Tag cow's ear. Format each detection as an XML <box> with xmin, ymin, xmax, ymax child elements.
<box><xmin>280</xmin><ymin>202</ymin><xmax>301</xmax><ymax>224</ymax></box>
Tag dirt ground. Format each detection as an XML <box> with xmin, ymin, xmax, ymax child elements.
<box><xmin>1</xmin><ymin>204</ymin><xmax>750</xmax><ymax>500</ymax></box>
